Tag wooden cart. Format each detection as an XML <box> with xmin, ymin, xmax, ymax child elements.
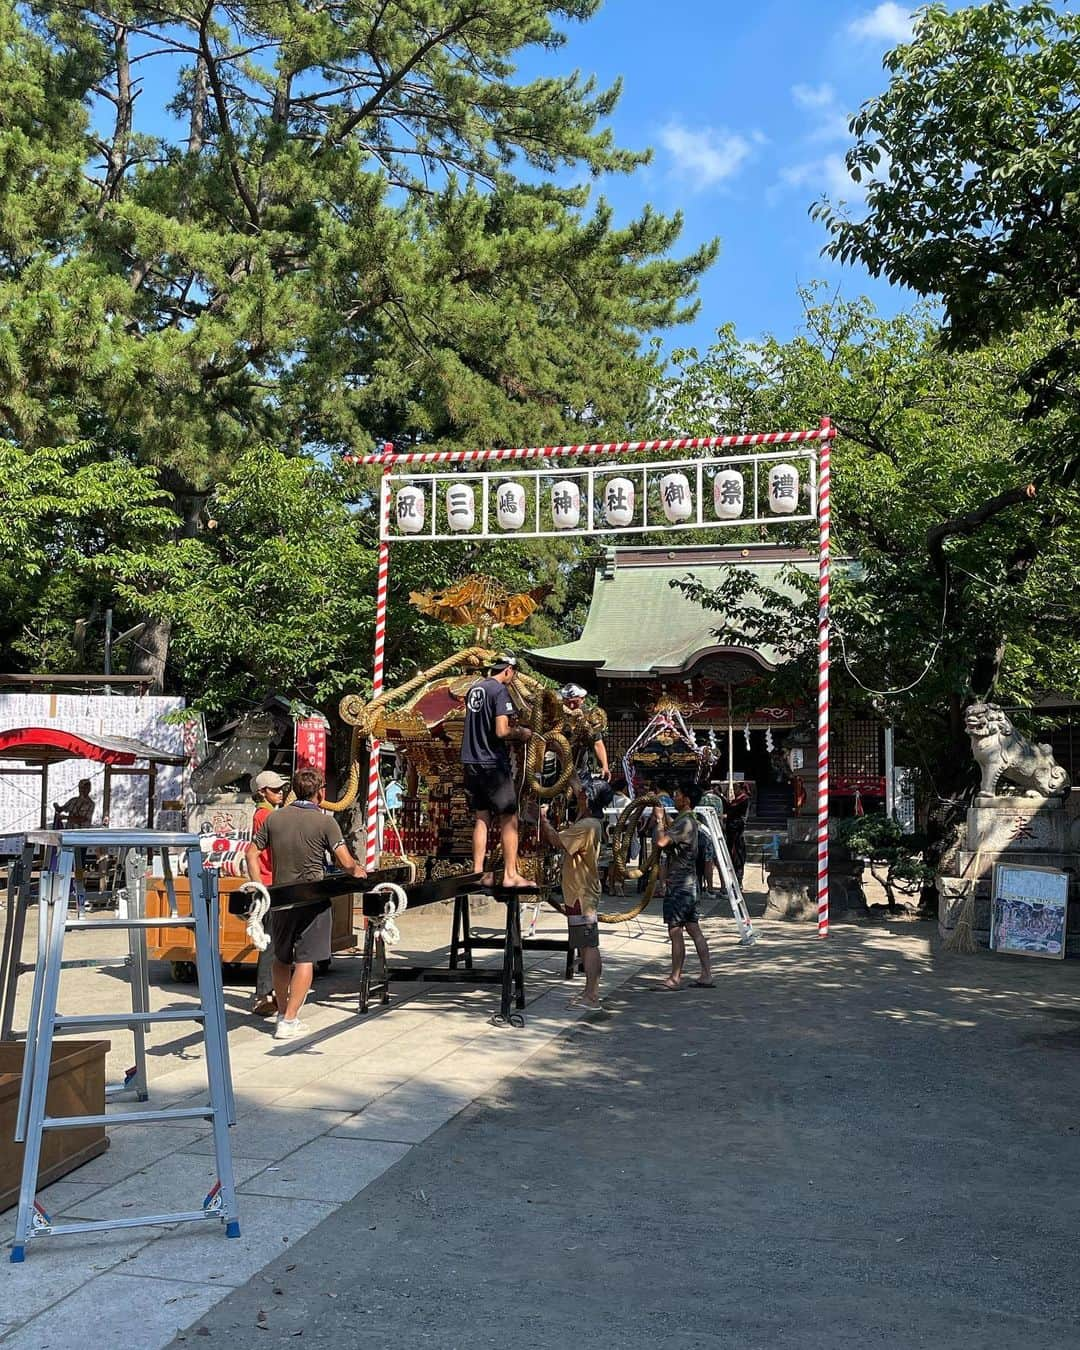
<box><xmin>146</xmin><ymin>875</ymin><xmax>356</xmax><ymax>982</ymax></box>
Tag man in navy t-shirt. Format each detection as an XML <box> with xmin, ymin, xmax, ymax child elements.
<box><xmin>461</xmin><ymin>653</ymin><xmax>533</xmax><ymax>886</ymax></box>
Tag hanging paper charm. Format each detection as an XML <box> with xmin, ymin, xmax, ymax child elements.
<box><xmin>765</xmin><ymin>727</ymin><xmax>774</xmax><ymax>753</ymax></box>
<box><xmin>445</xmin><ymin>483</ymin><xmax>475</xmax><ymax>531</ymax></box>
<box><xmin>768</xmin><ymin>463</ymin><xmax>799</xmax><ymax>514</ymax></box>
<box><xmin>659</xmin><ymin>472</ymin><xmax>693</xmax><ymax>524</ymax></box>
<box><xmin>603</xmin><ymin>477</ymin><xmax>635</xmax><ymax>527</ymax></box>
<box><xmin>551</xmin><ymin>480</ymin><xmax>581</xmax><ymax>530</ymax></box>
<box><xmin>395</xmin><ymin>484</ymin><xmax>426</xmax><ymax>534</ymax></box>
<box><xmin>496</xmin><ymin>481</ymin><xmax>526</xmax><ymax>530</ymax></box>
<box><xmin>713</xmin><ymin>469</ymin><xmax>744</xmax><ymax>519</ymax></box>
<box><xmin>743</xmin><ymin>721</ymin><xmax>752</xmax><ymax>752</ymax></box>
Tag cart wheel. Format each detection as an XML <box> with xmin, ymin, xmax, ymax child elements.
<box><xmin>170</xmin><ymin>961</ymin><xmax>198</xmax><ymax>984</ymax></box>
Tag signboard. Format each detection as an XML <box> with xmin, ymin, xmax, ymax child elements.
<box><xmin>294</xmin><ymin>715</ymin><xmax>328</xmax><ymax>775</ymax></box>
<box><xmin>990</xmin><ymin>863</ymin><xmax>1069</xmax><ymax>960</ymax></box>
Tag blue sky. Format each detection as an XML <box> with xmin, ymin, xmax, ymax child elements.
<box><xmin>520</xmin><ymin>0</ymin><xmax>925</xmax><ymax>352</ymax></box>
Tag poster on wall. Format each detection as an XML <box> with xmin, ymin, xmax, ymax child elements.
<box><xmin>0</xmin><ymin>694</ymin><xmax>185</xmax><ymax>832</ymax></box>
<box><xmin>990</xmin><ymin>863</ymin><xmax>1069</xmax><ymax>960</ymax></box>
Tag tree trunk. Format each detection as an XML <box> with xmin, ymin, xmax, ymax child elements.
<box><xmin>126</xmin><ymin>486</ymin><xmax>207</xmax><ymax>692</ymax></box>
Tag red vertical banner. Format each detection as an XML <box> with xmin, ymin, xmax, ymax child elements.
<box><xmin>294</xmin><ymin>716</ymin><xmax>328</xmax><ymax>775</ymax></box>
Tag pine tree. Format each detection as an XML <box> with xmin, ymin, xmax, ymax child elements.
<box><xmin>0</xmin><ymin>0</ymin><xmax>714</xmax><ymax>688</ymax></box>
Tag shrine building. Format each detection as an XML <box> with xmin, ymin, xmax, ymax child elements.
<box><xmin>527</xmin><ymin>543</ymin><xmax>886</xmax><ymax>831</ymax></box>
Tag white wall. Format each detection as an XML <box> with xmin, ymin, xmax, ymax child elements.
<box><xmin>0</xmin><ymin>693</ymin><xmax>187</xmax><ymax>832</ymax></box>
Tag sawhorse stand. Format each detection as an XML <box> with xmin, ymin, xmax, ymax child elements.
<box><xmin>359</xmin><ymin>885</ymin><xmax>539</xmax><ymax>1027</ymax></box>
<box><xmin>8</xmin><ymin>830</ymin><xmax>240</xmax><ymax>1262</ymax></box>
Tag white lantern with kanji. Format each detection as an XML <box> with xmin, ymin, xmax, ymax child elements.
<box><xmin>446</xmin><ymin>483</ymin><xmax>475</xmax><ymax>531</ymax></box>
<box><xmin>395</xmin><ymin>484</ymin><xmax>426</xmax><ymax>533</ymax></box>
<box><xmin>659</xmin><ymin>471</ymin><xmax>693</xmax><ymax>523</ymax></box>
<box><xmin>551</xmin><ymin>480</ymin><xmax>581</xmax><ymax>530</ymax></box>
<box><xmin>768</xmin><ymin>463</ymin><xmax>799</xmax><ymax>514</ymax></box>
<box><xmin>713</xmin><ymin>469</ymin><xmax>744</xmax><ymax>519</ymax></box>
<box><xmin>603</xmin><ymin>476</ymin><xmax>635</xmax><ymax>527</ymax></box>
<box><xmin>496</xmin><ymin>481</ymin><xmax>526</xmax><ymax>530</ymax></box>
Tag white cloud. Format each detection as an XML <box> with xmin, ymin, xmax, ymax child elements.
<box><xmin>777</xmin><ymin>153</ymin><xmax>867</xmax><ymax>203</ymax></box>
<box><xmin>792</xmin><ymin>82</ymin><xmax>836</xmax><ymax>110</ymax></box>
<box><xmin>658</xmin><ymin>122</ymin><xmax>755</xmax><ymax>188</ymax></box>
<box><xmin>847</xmin><ymin>2</ymin><xmax>913</xmax><ymax>44</ymax></box>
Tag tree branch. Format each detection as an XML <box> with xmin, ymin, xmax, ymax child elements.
<box><xmin>925</xmin><ymin>483</ymin><xmax>1037</xmax><ymax>585</ymax></box>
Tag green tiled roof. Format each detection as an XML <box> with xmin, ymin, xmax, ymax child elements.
<box><xmin>528</xmin><ymin>548</ymin><xmax>815</xmax><ymax>679</ymax></box>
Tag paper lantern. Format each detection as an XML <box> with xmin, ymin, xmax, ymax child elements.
<box><xmin>496</xmin><ymin>481</ymin><xmax>526</xmax><ymax>530</ymax></box>
<box><xmin>603</xmin><ymin>476</ymin><xmax>635</xmax><ymax>527</ymax></box>
<box><xmin>659</xmin><ymin>472</ymin><xmax>693</xmax><ymax>523</ymax></box>
<box><xmin>713</xmin><ymin>469</ymin><xmax>744</xmax><ymax>519</ymax></box>
<box><xmin>445</xmin><ymin>483</ymin><xmax>475</xmax><ymax>531</ymax></box>
<box><xmin>395</xmin><ymin>484</ymin><xmax>426</xmax><ymax>534</ymax></box>
<box><xmin>768</xmin><ymin>463</ymin><xmax>799</xmax><ymax>514</ymax></box>
<box><xmin>551</xmin><ymin>480</ymin><xmax>581</xmax><ymax>530</ymax></box>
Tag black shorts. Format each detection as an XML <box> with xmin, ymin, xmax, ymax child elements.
<box><xmin>271</xmin><ymin>903</ymin><xmax>332</xmax><ymax>966</ymax></box>
<box><xmin>567</xmin><ymin>920</ymin><xmax>600</xmax><ymax>950</ymax></box>
<box><xmin>663</xmin><ymin>882</ymin><xmax>701</xmax><ymax>929</ymax></box>
<box><xmin>462</xmin><ymin>763</ymin><xmax>518</xmax><ymax>816</ymax></box>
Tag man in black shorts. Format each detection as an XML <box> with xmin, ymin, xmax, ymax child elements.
<box><xmin>461</xmin><ymin>653</ymin><xmax>533</xmax><ymax>886</ymax></box>
<box><xmin>245</xmin><ymin>767</ymin><xmax>365</xmax><ymax>1040</ymax></box>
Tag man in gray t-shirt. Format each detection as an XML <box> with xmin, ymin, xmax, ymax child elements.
<box><xmin>655</xmin><ymin>782</ymin><xmax>714</xmax><ymax>991</ymax></box>
<box><xmin>246</xmin><ymin>768</ymin><xmax>365</xmax><ymax>1041</ymax></box>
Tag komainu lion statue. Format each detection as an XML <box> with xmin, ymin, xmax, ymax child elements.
<box><xmin>965</xmin><ymin>702</ymin><xmax>1070</xmax><ymax>802</ymax></box>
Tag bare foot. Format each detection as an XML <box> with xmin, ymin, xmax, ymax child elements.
<box><xmin>501</xmin><ymin>872</ymin><xmax>534</xmax><ymax>889</ymax></box>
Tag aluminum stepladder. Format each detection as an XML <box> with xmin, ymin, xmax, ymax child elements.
<box><xmin>9</xmin><ymin>829</ymin><xmax>239</xmax><ymax>1262</ymax></box>
<box><xmin>694</xmin><ymin>805</ymin><xmax>757</xmax><ymax>946</ymax></box>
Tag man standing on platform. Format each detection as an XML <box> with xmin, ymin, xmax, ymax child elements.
<box><xmin>540</xmin><ymin>780</ymin><xmax>613</xmax><ymax>1009</ymax></box>
<box><xmin>461</xmin><ymin>653</ymin><xmax>533</xmax><ymax>887</ymax></box>
<box><xmin>656</xmin><ymin>781</ymin><xmax>715</xmax><ymax>990</ymax></box>
<box><xmin>248</xmin><ymin>770</ymin><xmax>287</xmax><ymax>1017</ymax></box>
<box><xmin>246</xmin><ymin>767</ymin><xmax>365</xmax><ymax>1041</ymax></box>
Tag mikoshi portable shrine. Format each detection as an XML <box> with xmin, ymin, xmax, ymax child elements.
<box><xmin>345</xmin><ymin>419</ymin><xmax>835</xmax><ymax>936</ymax></box>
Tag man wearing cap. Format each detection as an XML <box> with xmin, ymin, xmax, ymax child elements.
<box><xmin>461</xmin><ymin>653</ymin><xmax>533</xmax><ymax>887</ymax></box>
<box><xmin>249</xmin><ymin>770</ymin><xmax>286</xmax><ymax>1016</ymax></box>
<box><xmin>559</xmin><ymin>684</ymin><xmax>611</xmax><ymax>786</ymax></box>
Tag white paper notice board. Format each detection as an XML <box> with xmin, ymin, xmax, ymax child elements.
<box><xmin>990</xmin><ymin>863</ymin><xmax>1069</xmax><ymax>959</ymax></box>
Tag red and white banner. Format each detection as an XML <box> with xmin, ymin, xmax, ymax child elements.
<box><xmin>294</xmin><ymin>716</ymin><xmax>328</xmax><ymax>775</ymax></box>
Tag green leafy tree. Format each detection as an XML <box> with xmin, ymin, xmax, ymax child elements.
<box><xmin>0</xmin><ymin>0</ymin><xmax>713</xmax><ymax>688</ymax></box>
<box><xmin>655</xmin><ymin>293</ymin><xmax>1080</xmax><ymax>804</ymax></box>
<box><xmin>817</xmin><ymin>0</ymin><xmax>1080</xmax><ymax>481</ymax></box>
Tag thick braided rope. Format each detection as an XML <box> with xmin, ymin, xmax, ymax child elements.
<box><xmin>238</xmin><ymin>881</ymin><xmax>272</xmax><ymax>952</ymax></box>
<box><xmin>369</xmin><ymin>881</ymin><xmax>409</xmax><ymax>950</ymax></box>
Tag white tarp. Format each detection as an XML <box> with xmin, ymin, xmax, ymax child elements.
<box><xmin>0</xmin><ymin>693</ymin><xmax>186</xmax><ymax>832</ymax></box>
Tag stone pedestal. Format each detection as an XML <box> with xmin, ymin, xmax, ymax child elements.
<box><xmin>764</xmin><ymin>843</ymin><xmax>866</xmax><ymax>922</ymax></box>
<box><xmin>187</xmin><ymin>794</ymin><xmax>257</xmax><ymax>836</ymax></box>
<box><xmin>937</xmin><ymin>798</ymin><xmax>1080</xmax><ymax>952</ymax></box>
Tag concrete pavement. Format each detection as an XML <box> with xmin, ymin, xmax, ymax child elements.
<box><xmin>171</xmin><ymin>909</ymin><xmax>1080</xmax><ymax>1349</ymax></box>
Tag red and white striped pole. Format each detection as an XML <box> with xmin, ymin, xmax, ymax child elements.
<box><xmin>364</xmin><ymin>464</ymin><xmax>392</xmax><ymax>870</ymax></box>
<box><xmin>344</xmin><ymin>426</ymin><xmax>834</xmax><ymax>468</ymax></box>
<box><xmin>816</xmin><ymin>418</ymin><xmax>833</xmax><ymax>937</ymax></box>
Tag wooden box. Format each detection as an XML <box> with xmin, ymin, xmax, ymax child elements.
<box><xmin>147</xmin><ymin>876</ymin><xmax>356</xmax><ymax>975</ymax></box>
<box><xmin>1</xmin><ymin>1039</ymin><xmax>110</xmax><ymax>1213</ymax></box>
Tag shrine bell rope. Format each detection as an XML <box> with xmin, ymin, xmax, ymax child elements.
<box><xmin>351</xmin><ymin>421</ymin><xmax>836</xmax><ymax>936</ymax></box>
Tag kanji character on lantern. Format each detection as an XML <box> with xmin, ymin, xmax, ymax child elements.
<box><xmin>713</xmin><ymin>469</ymin><xmax>744</xmax><ymax>519</ymax></box>
<box><xmin>446</xmin><ymin>483</ymin><xmax>475</xmax><ymax>531</ymax></box>
<box><xmin>551</xmin><ymin>480</ymin><xmax>581</xmax><ymax>530</ymax></box>
<box><xmin>603</xmin><ymin>476</ymin><xmax>635</xmax><ymax>527</ymax></box>
<box><xmin>496</xmin><ymin>481</ymin><xmax>526</xmax><ymax>529</ymax></box>
<box><xmin>768</xmin><ymin>463</ymin><xmax>799</xmax><ymax>514</ymax></box>
<box><xmin>395</xmin><ymin>484</ymin><xmax>426</xmax><ymax>533</ymax></box>
<box><xmin>659</xmin><ymin>472</ymin><xmax>693</xmax><ymax>523</ymax></box>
